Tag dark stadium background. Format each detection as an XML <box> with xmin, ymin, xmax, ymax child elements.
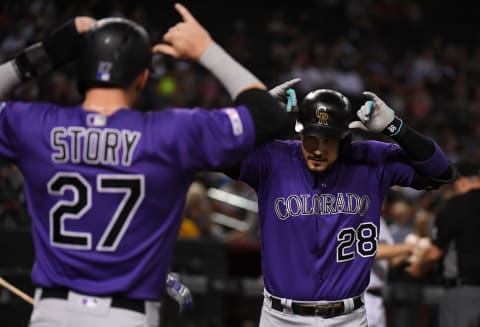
<box><xmin>1</xmin><ymin>0</ymin><xmax>480</xmax><ymax>326</ymax></box>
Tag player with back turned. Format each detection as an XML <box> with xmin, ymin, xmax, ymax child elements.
<box><xmin>0</xmin><ymin>4</ymin><xmax>294</xmax><ymax>327</ymax></box>
<box><xmin>223</xmin><ymin>83</ymin><xmax>457</xmax><ymax>326</ymax></box>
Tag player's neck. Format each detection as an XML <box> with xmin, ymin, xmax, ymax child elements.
<box><xmin>82</xmin><ymin>88</ymin><xmax>133</xmax><ymax>115</ymax></box>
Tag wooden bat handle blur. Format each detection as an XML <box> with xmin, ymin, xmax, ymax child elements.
<box><xmin>0</xmin><ymin>277</ymin><xmax>34</xmax><ymax>304</ymax></box>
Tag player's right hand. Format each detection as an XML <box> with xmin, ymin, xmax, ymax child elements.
<box><xmin>153</xmin><ymin>3</ymin><xmax>213</xmax><ymax>61</ymax></box>
<box><xmin>268</xmin><ymin>78</ymin><xmax>301</xmax><ymax>112</ymax></box>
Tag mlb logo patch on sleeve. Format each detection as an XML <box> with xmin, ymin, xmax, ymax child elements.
<box><xmin>222</xmin><ymin>108</ymin><xmax>243</xmax><ymax>136</ymax></box>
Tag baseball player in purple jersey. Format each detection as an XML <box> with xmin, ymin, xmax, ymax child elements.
<box><xmin>0</xmin><ymin>4</ymin><xmax>294</xmax><ymax>327</ymax></box>
<box><xmin>223</xmin><ymin>84</ymin><xmax>456</xmax><ymax>326</ymax></box>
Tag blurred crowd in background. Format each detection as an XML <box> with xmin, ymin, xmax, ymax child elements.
<box><xmin>0</xmin><ymin>0</ymin><xmax>479</xmax><ymax>290</ymax></box>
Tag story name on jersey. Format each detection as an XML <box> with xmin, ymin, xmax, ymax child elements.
<box><xmin>50</xmin><ymin>127</ymin><xmax>140</xmax><ymax>166</ymax></box>
<box><xmin>274</xmin><ymin>192</ymin><xmax>370</xmax><ymax>220</ymax></box>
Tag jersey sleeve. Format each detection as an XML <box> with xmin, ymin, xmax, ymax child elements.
<box><xmin>237</xmin><ymin>144</ymin><xmax>271</xmax><ymax>191</ymax></box>
<box><xmin>376</xmin><ymin>142</ymin><xmax>417</xmax><ymax>190</ymax></box>
<box><xmin>0</xmin><ymin>101</ymin><xmax>20</xmax><ymax>161</ymax></box>
<box><xmin>156</xmin><ymin>105</ymin><xmax>256</xmax><ymax>171</ymax></box>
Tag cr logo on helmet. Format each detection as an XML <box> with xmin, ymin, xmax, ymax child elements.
<box><xmin>315</xmin><ymin>107</ymin><xmax>329</xmax><ymax>125</ymax></box>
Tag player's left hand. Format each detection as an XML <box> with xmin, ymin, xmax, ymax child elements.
<box><xmin>165</xmin><ymin>273</ymin><xmax>193</xmax><ymax>312</ymax></box>
<box><xmin>268</xmin><ymin>78</ymin><xmax>301</xmax><ymax>112</ymax></box>
<box><xmin>348</xmin><ymin>91</ymin><xmax>395</xmax><ymax>133</ymax></box>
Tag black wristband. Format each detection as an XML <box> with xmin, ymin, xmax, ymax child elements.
<box><xmin>43</xmin><ymin>19</ymin><xmax>81</xmax><ymax>67</ymax></box>
<box><xmin>12</xmin><ymin>49</ymin><xmax>37</xmax><ymax>80</ymax></box>
<box><xmin>387</xmin><ymin>121</ymin><xmax>436</xmax><ymax>161</ymax></box>
<box><xmin>13</xmin><ymin>19</ymin><xmax>80</xmax><ymax>81</ymax></box>
<box><xmin>382</xmin><ymin>116</ymin><xmax>404</xmax><ymax>137</ymax></box>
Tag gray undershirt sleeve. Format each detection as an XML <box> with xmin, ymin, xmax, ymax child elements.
<box><xmin>199</xmin><ymin>43</ymin><xmax>261</xmax><ymax>99</ymax></box>
<box><xmin>0</xmin><ymin>61</ymin><xmax>21</xmax><ymax>99</ymax></box>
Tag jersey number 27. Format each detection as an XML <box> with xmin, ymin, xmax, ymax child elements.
<box><xmin>47</xmin><ymin>172</ymin><xmax>144</xmax><ymax>252</ymax></box>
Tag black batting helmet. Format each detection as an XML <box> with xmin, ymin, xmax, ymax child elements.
<box><xmin>297</xmin><ymin>89</ymin><xmax>352</xmax><ymax>139</ymax></box>
<box><xmin>77</xmin><ymin>18</ymin><xmax>151</xmax><ymax>92</ymax></box>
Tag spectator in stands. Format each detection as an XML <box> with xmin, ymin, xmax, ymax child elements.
<box><xmin>387</xmin><ymin>197</ymin><xmax>415</xmax><ymax>244</ymax></box>
<box><xmin>179</xmin><ymin>181</ymin><xmax>224</xmax><ymax>241</ymax></box>
<box><xmin>179</xmin><ymin>181</ymin><xmax>256</xmax><ymax>244</ymax></box>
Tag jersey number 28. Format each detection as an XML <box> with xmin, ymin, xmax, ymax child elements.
<box><xmin>336</xmin><ymin>222</ymin><xmax>377</xmax><ymax>262</ymax></box>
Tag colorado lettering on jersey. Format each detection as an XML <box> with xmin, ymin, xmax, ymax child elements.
<box><xmin>274</xmin><ymin>193</ymin><xmax>370</xmax><ymax>220</ymax></box>
<box><xmin>50</xmin><ymin>127</ymin><xmax>140</xmax><ymax>166</ymax></box>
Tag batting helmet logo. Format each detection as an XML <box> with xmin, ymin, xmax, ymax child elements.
<box><xmin>298</xmin><ymin>89</ymin><xmax>352</xmax><ymax>139</ymax></box>
<box><xmin>96</xmin><ymin>61</ymin><xmax>113</xmax><ymax>82</ymax></box>
<box><xmin>315</xmin><ymin>106</ymin><xmax>329</xmax><ymax>125</ymax></box>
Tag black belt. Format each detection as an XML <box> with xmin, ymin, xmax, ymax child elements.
<box><xmin>270</xmin><ymin>295</ymin><xmax>363</xmax><ymax>318</ymax></box>
<box><xmin>40</xmin><ymin>288</ymin><xmax>145</xmax><ymax>314</ymax></box>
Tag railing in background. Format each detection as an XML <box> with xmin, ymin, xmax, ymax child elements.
<box><xmin>0</xmin><ymin>232</ymin><xmax>445</xmax><ymax>327</ymax></box>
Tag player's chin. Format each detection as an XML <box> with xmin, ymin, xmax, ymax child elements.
<box><xmin>307</xmin><ymin>159</ymin><xmax>329</xmax><ymax>172</ymax></box>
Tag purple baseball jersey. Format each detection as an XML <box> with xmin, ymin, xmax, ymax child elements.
<box><xmin>0</xmin><ymin>101</ymin><xmax>255</xmax><ymax>300</ymax></box>
<box><xmin>238</xmin><ymin>140</ymin><xmax>418</xmax><ymax>301</ymax></box>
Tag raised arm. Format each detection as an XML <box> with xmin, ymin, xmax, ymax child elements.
<box><xmin>0</xmin><ymin>17</ymin><xmax>96</xmax><ymax>99</ymax></box>
<box><xmin>349</xmin><ymin>91</ymin><xmax>457</xmax><ymax>190</ymax></box>
<box><xmin>153</xmin><ymin>3</ymin><xmax>294</xmax><ymax>146</ymax></box>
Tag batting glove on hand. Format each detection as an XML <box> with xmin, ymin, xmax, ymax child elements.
<box><xmin>166</xmin><ymin>273</ymin><xmax>193</xmax><ymax>312</ymax></box>
<box><xmin>268</xmin><ymin>78</ymin><xmax>301</xmax><ymax>113</ymax></box>
<box><xmin>348</xmin><ymin>91</ymin><xmax>400</xmax><ymax>135</ymax></box>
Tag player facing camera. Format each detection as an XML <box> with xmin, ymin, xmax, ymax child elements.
<box><xmin>295</xmin><ymin>89</ymin><xmax>353</xmax><ymax>173</ymax></box>
<box><xmin>222</xmin><ymin>79</ymin><xmax>455</xmax><ymax>326</ymax></box>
